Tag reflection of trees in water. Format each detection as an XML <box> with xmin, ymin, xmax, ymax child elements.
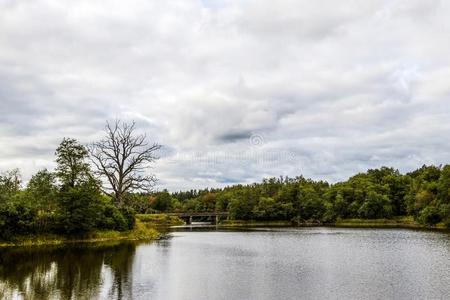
<box><xmin>104</xmin><ymin>243</ymin><xmax>135</xmax><ymax>300</ymax></box>
<box><xmin>0</xmin><ymin>242</ymin><xmax>136</xmax><ymax>300</ymax></box>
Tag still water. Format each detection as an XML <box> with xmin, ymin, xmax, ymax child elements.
<box><xmin>1</xmin><ymin>227</ymin><xmax>450</xmax><ymax>300</ymax></box>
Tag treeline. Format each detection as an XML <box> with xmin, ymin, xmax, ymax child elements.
<box><xmin>0</xmin><ymin>138</ymin><xmax>134</xmax><ymax>241</ymax></box>
<box><xmin>2</xmin><ymin>131</ymin><xmax>450</xmax><ymax>240</ymax></box>
<box><xmin>128</xmin><ymin>165</ymin><xmax>450</xmax><ymax>227</ymax></box>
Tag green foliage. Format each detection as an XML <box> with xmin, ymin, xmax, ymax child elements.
<box><xmin>97</xmin><ymin>202</ymin><xmax>129</xmax><ymax>231</ymax></box>
<box><xmin>55</xmin><ymin>138</ymin><xmax>91</xmax><ymax>188</ymax></box>
<box><xmin>0</xmin><ymin>169</ymin><xmax>21</xmax><ymax>201</ymax></box>
<box><xmin>439</xmin><ymin>203</ymin><xmax>450</xmax><ymax>228</ymax></box>
<box><xmin>167</xmin><ymin>164</ymin><xmax>450</xmax><ymax>226</ymax></box>
<box><xmin>136</xmin><ymin>213</ymin><xmax>184</xmax><ymax>226</ymax></box>
<box><xmin>124</xmin><ymin>193</ymin><xmax>154</xmax><ymax>214</ymax></box>
<box><xmin>418</xmin><ymin>206</ymin><xmax>441</xmax><ymax>226</ymax></box>
<box><xmin>149</xmin><ymin>190</ymin><xmax>174</xmax><ymax>212</ymax></box>
<box><xmin>358</xmin><ymin>191</ymin><xmax>392</xmax><ymax>219</ymax></box>
<box><xmin>252</xmin><ymin>197</ymin><xmax>294</xmax><ymax>220</ymax></box>
<box><xmin>26</xmin><ymin>169</ymin><xmax>58</xmax><ymax>211</ymax></box>
<box><xmin>0</xmin><ymin>137</ymin><xmax>137</xmax><ymax>241</ymax></box>
<box><xmin>438</xmin><ymin>165</ymin><xmax>450</xmax><ymax>204</ymax></box>
<box><xmin>0</xmin><ymin>201</ymin><xmax>37</xmax><ymax>240</ymax></box>
<box><xmin>297</xmin><ymin>184</ymin><xmax>325</xmax><ymax>220</ymax></box>
<box><xmin>57</xmin><ymin>179</ymin><xmax>104</xmax><ymax>234</ymax></box>
<box><xmin>2</xmin><ymin>156</ymin><xmax>450</xmax><ymax>241</ymax></box>
<box><xmin>228</xmin><ymin>189</ymin><xmax>257</xmax><ymax>220</ymax></box>
<box><xmin>119</xmin><ymin>207</ymin><xmax>136</xmax><ymax>230</ymax></box>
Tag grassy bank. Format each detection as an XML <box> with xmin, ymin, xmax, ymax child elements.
<box><xmin>136</xmin><ymin>213</ymin><xmax>185</xmax><ymax>226</ymax></box>
<box><xmin>218</xmin><ymin>217</ymin><xmax>449</xmax><ymax>231</ymax></box>
<box><xmin>219</xmin><ymin>220</ymin><xmax>294</xmax><ymax>227</ymax></box>
<box><xmin>0</xmin><ymin>214</ymin><xmax>185</xmax><ymax>247</ymax></box>
<box><xmin>0</xmin><ymin>219</ymin><xmax>160</xmax><ymax>248</ymax></box>
<box><xmin>334</xmin><ymin>217</ymin><xmax>448</xmax><ymax>230</ymax></box>
<box><xmin>334</xmin><ymin>217</ymin><xmax>419</xmax><ymax>228</ymax></box>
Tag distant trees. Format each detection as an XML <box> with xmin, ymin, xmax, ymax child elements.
<box><xmin>164</xmin><ymin>165</ymin><xmax>450</xmax><ymax>228</ymax></box>
<box><xmin>357</xmin><ymin>191</ymin><xmax>391</xmax><ymax>219</ymax></box>
<box><xmin>89</xmin><ymin>120</ymin><xmax>161</xmax><ymax>207</ymax></box>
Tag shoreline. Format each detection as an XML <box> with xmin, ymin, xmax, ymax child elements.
<box><xmin>0</xmin><ymin>219</ymin><xmax>160</xmax><ymax>248</ymax></box>
<box><xmin>218</xmin><ymin>217</ymin><xmax>449</xmax><ymax>232</ymax></box>
<box><xmin>3</xmin><ymin>216</ymin><xmax>448</xmax><ymax>247</ymax></box>
<box><xmin>0</xmin><ymin>214</ymin><xmax>184</xmax><ymax>248</ymax></box>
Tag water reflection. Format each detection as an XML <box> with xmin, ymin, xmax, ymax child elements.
<box><xmin>1</xmin><ymin>228</ymin><xmax>450</xmax><ymax>300</ymax></box>
<box><xmin>0</xmin><ymin>242</ymin><xmax>136</xmax><ymax>300</ymax></box>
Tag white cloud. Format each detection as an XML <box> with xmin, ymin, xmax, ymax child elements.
<box><xmin>1</xmin><ymin>0</ymin><xmax>450</xmax><ymax>190</ymax></box>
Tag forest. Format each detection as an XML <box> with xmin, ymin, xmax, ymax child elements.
<box><xmin>130</xmin><ymin>164</ymin><xmax>450</xmax><ymax>228</ymax></box>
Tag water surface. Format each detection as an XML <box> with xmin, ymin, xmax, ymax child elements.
<box><xmin>1</xmin><ymin>227</ymin><xmax>449</xmax><ymax>299</ymax></box>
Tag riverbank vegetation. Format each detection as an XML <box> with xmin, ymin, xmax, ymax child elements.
<box><xmin>0</xmin><ymin>220</ymin><xmax>159</xmax><ymax>247</ymax></box>
<box><xmin>0</xmin><ymin>141</ymin><xmax>128</xmax><ymax>242</ymax></box>
<box><xmin>0</xmin><ymin>120</ymin><xmax>162</xmax><ymax>245</ymax></box>
<box><xmin>136</xmin><ymin>214</ymin><xmax>185</xmax><ymax>227</ymax></box>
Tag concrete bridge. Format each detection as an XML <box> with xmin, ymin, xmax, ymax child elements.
<box><xmin>167</xmin><ymin>212</ymin><xmax>229</xmax><ymax>225</ymax></box>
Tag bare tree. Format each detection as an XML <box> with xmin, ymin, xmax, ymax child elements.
<box><xmin>89</xmin><ymin>120</ymin><xmax>161</xmax><ymax>206</ymax></box>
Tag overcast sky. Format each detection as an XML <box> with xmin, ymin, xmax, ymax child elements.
<box><xmin>1</xmin><ymin>0</ymin><xmax>450</xmax><ymax>191</ymax></box>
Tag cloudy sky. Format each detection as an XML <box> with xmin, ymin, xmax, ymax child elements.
<box><xmin>1</xmin><ymin>0</ymin><xmax>450</xmax><ymax>191</ymax></box>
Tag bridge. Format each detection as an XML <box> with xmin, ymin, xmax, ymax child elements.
<box><xmin>167</xmin><ymin>212</ymin><xmax>229</xmax><ymax>225</ymax></box>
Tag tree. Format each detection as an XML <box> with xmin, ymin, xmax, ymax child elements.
<box><xmin>26</xmin><ymin>169</ymin><xmax>58</xmax><ymax>211</ymax></box>
<box><xmin>437</xmin><ymin>165</ymin><xmax>450</xmax><ymax>204</ymax></box>
<box><xmin>57</xmin><ymin>178</ymin><xmax>104</xmax><ymax>234</ymax></box>
<box><xmin>89</xmin><ymin>120</ymin><xmax>161</xmax><ymax>207</ymax></box>
<box><xmin>150</xmin><ymin>190</ymin><xmax>173</xmax><ymax>212</ymax></box>
<box><xmin>297</xmin><ymin>184</ymin><xmax>325</xmax><ymax>220</ymax></box>
<box><xmin>358</xmin><ymin>191</ymin><xmax>392</xmax><ymax>219</ymax></box>
<box><xmin>0</xmin><ymin>169</ymin><xmax>21</xmax><ymax>199</ymax></box>
<box><xmin>55</xmin><ymin>138</ymin><xmax>91</xmax><ymax>188</ymax></box>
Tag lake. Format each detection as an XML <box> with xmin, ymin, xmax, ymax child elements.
<box><xmin>1</xmin><ymin>227</ymin><xmax>449</xmax><ymax>299</ymax></box>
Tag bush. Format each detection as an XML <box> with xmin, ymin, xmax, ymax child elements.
<box><xmin>418</xmin><ymin>206</ymin><xmax>441</xmax><ymax>226</ymax></box>
<box><xmin>439</xmin><ymin>204</ymin><xmax>450</xmax><ymax>228</ymax></box>
<box><xmin>0</xmin><ymin>201</ymin><xmax>37</xmax><ymax>240</ymax></box>
<box><xmin>124</xmin><ymin>193</ymin><xmax>153</xmax><ymax>214</ymax></box>
<box><xmin>57</xmin><ymin>183</ymin><xmax>103</xmax><ymax>235</ymax></box>
<box><xmin>97</xmin><ymin>204</ymin><xmax>129</xmax><ymax>231</ymax></box>
<box><xmin>119</xmin><ymin>207</ymin><xmax>136</xmax><ymax>230</ymax></box>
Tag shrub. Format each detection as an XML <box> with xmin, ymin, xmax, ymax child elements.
<box><xmin>119</xmin><ymin>207</ymin><xmax>136</xmax><ymax>230</ymax></box>
<box><xmin>418</xmin><ymin>206</ymin><xmax>441</xmax><ymax>226</ymax></box>
<box><xmin>97</xmin><ymin>204</ymin><xmax>129</xmax><ymax>231</ymax></box>
<box><xmin>57</xmin><ymin>183</ymin><xmax>103</xmax><ymax>235</ymax></box>
<box><xmin>0</xmin><ymin>201</ymin><xmax>37</xmax><ymax>240</ymax></box>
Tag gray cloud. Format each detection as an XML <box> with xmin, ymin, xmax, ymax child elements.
<box><xmin>1</xmin><ymin>0</ymin><xmax>450</xmax><ymax>191</ymax></box>
<box><xmin>217</xmin><ymin>131</ymin><xmax>252</xmax><ymax>143</ymax></box>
